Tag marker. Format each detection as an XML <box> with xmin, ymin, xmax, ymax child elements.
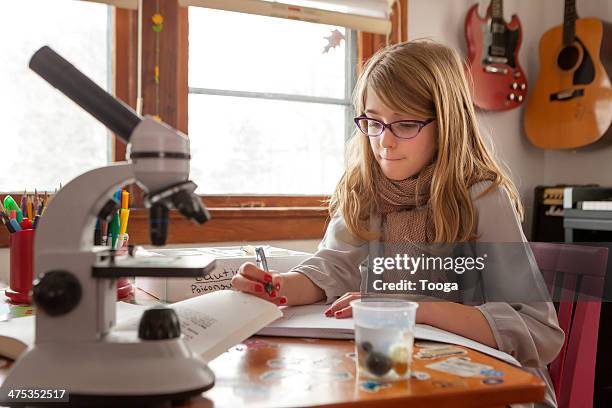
<box><xmin>109</xmin><ymin>211</ymin><xmax>120</xmax><ymax>249</ymax></box>
<box><xmin>4</xmin><ymin>196</ymin><xmax>23</xmax><ymax>222</ymax></box>
<box><xmin>121</xmin><ymin>190</ymin><xmax>129</xmax><ymax>209</ymax></box>
<box><xmin>9</xmin><ymin>218</ymin><xmax>22</xmax><ymax>232</ymax></box>
<box><xmin>9</xmin><ymin>210</ymin><xmax>16</xmax><ymax>220</ymax></box>
<box><xmin>20</xmin><ymin>218</ymin><xmax>33</xmax><ymax>230</ymax></box>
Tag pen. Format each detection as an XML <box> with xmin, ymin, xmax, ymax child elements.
<box><xmin>255</xmin><ymin>247</ymin><xmax>274</xmax><ymax>295</ymax></box>
<box><xmin>0</xmin><ymin>212</ymin><xmax>14</xmax><ymax>233</ymax></box>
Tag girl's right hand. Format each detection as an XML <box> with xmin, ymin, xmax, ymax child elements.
<box><xmin>231</xmin><ymin>262</ymin><xmax>287</xmax><ymax>305</ymax></box>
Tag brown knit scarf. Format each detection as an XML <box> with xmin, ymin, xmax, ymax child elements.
<box><xmin>375</xmin><ymin>163</ymin><xmax>436</xmax><ymax>244</ymax></box>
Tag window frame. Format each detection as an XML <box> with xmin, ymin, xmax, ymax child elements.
<box><xmin>112</xmin><ymin>4</ymin><xmax>352</xmax><ymax>245</ymax></box>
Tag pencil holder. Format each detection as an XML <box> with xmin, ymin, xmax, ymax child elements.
<box><xmin>6</xmin><ymin>229</ymin><xmax>35</xmax><ymax>304</ymax></box>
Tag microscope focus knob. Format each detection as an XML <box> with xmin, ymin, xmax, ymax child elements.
<box><xmin>32</xmin><ymin>271</ymin><xmax>82</xmax><ymax>317</ymax></box>
<box><xmin>138</xmin><ymin>306</ymin><xmax>181</xmax><ymax>340</ymax></box>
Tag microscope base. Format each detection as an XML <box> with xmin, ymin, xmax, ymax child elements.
<box><xmin>2</xmin><ymin>333</ymin><xmax>215</xmax><ymax>407</ymax></box>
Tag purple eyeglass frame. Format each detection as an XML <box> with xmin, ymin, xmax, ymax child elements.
<box><xmin>354</xmin><ymin>115</ymin><xmax>435</xmax><ymax>140</ymax></box>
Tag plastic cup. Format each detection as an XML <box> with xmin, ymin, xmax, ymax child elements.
<box><xmin>350</xmin><ymin>298</ymin><xmax>418</xmax><ymax>380</ymax></box>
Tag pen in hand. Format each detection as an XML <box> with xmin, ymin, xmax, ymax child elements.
<box><xmin>255</xmin><ymin>247</ymin><xmax>275</xmax><ymax>296</ymax></box>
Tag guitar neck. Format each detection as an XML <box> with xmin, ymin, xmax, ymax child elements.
<box><xmin>491</xmin><ymin>0</ymin><xmax>504</xmax><ymax>20</ymax></box>
<box><xmin>563</xmin><ymin>0</ymin><xmax>578</xmax><ymax>45</ymax></box>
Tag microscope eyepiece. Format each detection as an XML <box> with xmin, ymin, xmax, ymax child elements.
<box><xmin>172</xmin><ymin>189</ymin><xmax>210</xmax><ymax>224</ymax></box>
<box><xmin>144</xmin><ymin>180</ymin><xmax>209</xmax><ymax>246</ymax></box>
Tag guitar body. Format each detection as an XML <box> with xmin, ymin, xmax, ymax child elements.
<box><xmin>465</xmin><ymin>4</ymin><xmax>527</xmax><ymax>111</ymax></box>
<box><xmin>524</xmin><ymin>18</ymin><xmax>612</xmax><ymax>149</ymax></box>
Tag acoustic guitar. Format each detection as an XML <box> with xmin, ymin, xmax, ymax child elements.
<box><xmin>465</xmin><ymin>0</ymin><xmax>527</xmax><ymax>111</ymax></box>
<box><xmin>524</xmin><ymin>0</ymin><xmax>612</xmax><ymax>149</ymax></box>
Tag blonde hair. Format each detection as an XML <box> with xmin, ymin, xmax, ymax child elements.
<box><xmin>328</xmin><ymin>39</ymin><xmax>523</xmax><ymax>243</ymax></box>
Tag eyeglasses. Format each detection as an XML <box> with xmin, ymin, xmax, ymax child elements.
<box><xmin>354</xmin><ymin>115</ymin><xmax>435</xmax><ymax>140</ymax></box>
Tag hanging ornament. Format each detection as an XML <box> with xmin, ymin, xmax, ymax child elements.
<box><xmin>152</xmin><ymin>13</ymin><xmax>164</xmax><ymax>32</ymax></box>
<box><xmin>151</xmin><ymin>3</ymin><xmax>163</xmax><ymax>121</ymax></box>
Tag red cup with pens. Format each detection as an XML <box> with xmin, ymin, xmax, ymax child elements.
<box><xmin>95</xmin><ymin>188</ymin><xmax>133</xmax><ymax>299</ymax></box>
<box><xmin>2</xmin><ymin>192</ymin><xmax>46</xmax><ymax>304</ymax></box>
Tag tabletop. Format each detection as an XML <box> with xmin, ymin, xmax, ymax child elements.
<box><xmin>0</xmin><ymin>287</ymin><xmax>545</xmax><ymax>408</ymax></box>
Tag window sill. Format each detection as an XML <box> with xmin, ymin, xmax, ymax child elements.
<box><xmin>0</xmin><ymin>207</ymin><xmax>329</xmax><ymax>248</ymax></box>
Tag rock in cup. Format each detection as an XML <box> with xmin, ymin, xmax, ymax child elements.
<box><xmin>350</xmin><ymin>298</ymin><xmax>418</xmax><ymax>380</ymax></box>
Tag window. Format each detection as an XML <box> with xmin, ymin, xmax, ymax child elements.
<box><xmin>188</xmin><ymin>7</ymin><xmax>356</xmax><ymax>195</ymax></box>
<box><xmin>0</xmin><ymin>0</ymin><xmax>111</xmax><ymax>192</ymax></box>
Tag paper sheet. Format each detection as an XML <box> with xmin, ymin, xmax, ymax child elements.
<box><xmin>258</xmin><ymin>304</ymin><xmax>520</xmax><ymax>366</ymax></box>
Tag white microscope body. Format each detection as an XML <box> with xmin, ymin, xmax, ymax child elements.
<box><xmin>2</xmin><ymin>47</ymin><xmax>215</xmax><ymax>406</ymax></box>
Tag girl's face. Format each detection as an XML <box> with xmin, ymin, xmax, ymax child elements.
<box><xmin>365</xmin><ymin>87</ymin><xmax>437</xmax><ymax>180</ymax></box>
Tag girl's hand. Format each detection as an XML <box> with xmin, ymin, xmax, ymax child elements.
<box><xmin>323</xmin><ymin>292</ymin><xmax>361</xmax><ymax>319</ymax></box>
<box><xmin>231</xmin><ymin>262</ymin><xmax>287</xmax><ymax>305</ymax></box>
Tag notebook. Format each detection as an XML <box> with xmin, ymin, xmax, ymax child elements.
<box><xmin>0</xmin><ymin>290</ymin><xmax>281</xmax><ymax>362</ymax></box>
<box><xmin>257</xmin><ymin>304</ymin><xmax>520</xmax><ymax>366</ymax></box>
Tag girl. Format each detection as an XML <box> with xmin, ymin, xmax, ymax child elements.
<box><xmin>232</xmin><ymin>39</ymin><xmax>563</xmax><ymax>408</ymax></box>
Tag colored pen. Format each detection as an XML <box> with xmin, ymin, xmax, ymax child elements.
<box><xmin>255</xmin><ymin>247</ymin><xmax>274</xmax><ymax>295</ymax></box>
<box><xmin>121</xmin><ymin>190</ymin><xmax>129</xmax><ymax>209</ymax></box>
<box><xmin>20</xmin><ymin>218</ymin><xmax>33</xmax><ymax>230</ymax></box>
<box><xmin>0</xmin><ymin>212</ymin><xmax>14</xmax><ymax>233</ymax></box>
<box><xmin>109</xmin><ymin>211</ymin><xmax>120</xmax><ymax>249</ymax></box>
<box><xmin>9</xmin><ymin>218</ymin><xmax>21</xmax><ymax>232</ymax></box>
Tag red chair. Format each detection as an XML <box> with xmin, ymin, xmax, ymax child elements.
<box><xmin>530</xmin><ymin>242</ymin><xmax>608</xmax><ymax>408</ymax></box>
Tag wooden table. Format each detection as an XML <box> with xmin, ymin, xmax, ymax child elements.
<box><xmin>0</xmin><ymin>288</ymin><xmax>545</xmax><ymax>407</ymax></box>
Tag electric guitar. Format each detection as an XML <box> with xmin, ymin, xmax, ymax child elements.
<box><xmin>524</xmin><ymin>0</ymin><xmax>612</xmax><ymax>149</ymax></box>
<box><xmin>465</xmin><ymin>0</ymin><xmax>527</xmax><ymax>111</ymax></box>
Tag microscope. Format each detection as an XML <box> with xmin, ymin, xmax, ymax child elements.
<box><xmin>2</xmin><ymin>47</ymin><xmax>216</xmax><ymax>406</ymax></box>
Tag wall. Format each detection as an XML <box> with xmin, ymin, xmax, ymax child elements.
<box><xmin>408</xmin><ymin>0</ymin><xmax>612</xmax><ymax>237</ymax></box>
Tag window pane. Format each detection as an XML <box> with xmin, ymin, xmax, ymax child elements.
<box><xmin>189</xmin><ymin>8</ymin><xmax>346</xmax><ymax>99</ymax></box>
<box><xmin>189</xmin><ymin>94</ymin><xmax>345</xmax><ymax>195</ymax></box>
<box><xmin>0</xmin><ymin>0</ymin><xmax>109</xmax><ymax>191</ymax></box>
